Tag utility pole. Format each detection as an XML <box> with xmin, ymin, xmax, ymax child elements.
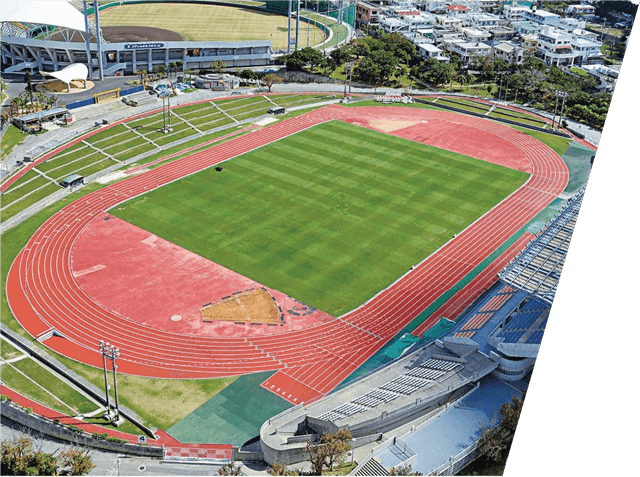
<box><xmin>552</xmin><ymin>90</ymin><xmax>560</xmax><ymax>128</ymax></box>
<box><xmin>110</xmin><ymin>347</ymin><xmax>121</xmax><ymax>421</ymax></box>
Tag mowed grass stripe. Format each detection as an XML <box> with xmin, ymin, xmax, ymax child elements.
<box><xmin>111</xmin><ymin>121</ymin><xmax>528</xmax><ymax>316</ymax></box>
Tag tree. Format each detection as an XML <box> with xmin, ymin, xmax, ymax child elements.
<box><xmin>156</xmin><ymin>64</ymin><xmax>166</xmax><ymax>79</ymax></box>
<box><xmin>217</xmin><ymin>462</ymin><xmax>242</xmax><ymax>475</ymax></box>
<box><xmin>24</xmin><ymin>71</ymin><xmax>34</xmax><ymax>105</ymax></box>
<box><xmin>1</xmin><ymin>437</ymin><xmax>94</xmax><ymax>476</ymax></box>
<box><xmin>477</xmin><ymin>394</ymin><xmax>525</xmax><ymax>467</ymax></box>
<box><xmin>175</xmin><ymin>60</ymin><xmax>184</xmax><ymax>76</ymax></box>
<box><xmin>261</xmin><ymin>73</ymin><xmax>281</xmax><ymax>92</ymax></box>
<box><xmin>267</xmin><ymin>463</ymin><xmax>298</xmax><ymax>476</ymax></box>
<box><xmin>305</xmin><ymin>430</ymin><xmax>352</xmax><ymax>475</ymax></box>
<box><xmin>389</xmin><ymin>463</ymin><xmax>422</xmax><ymax>475</ymax></box>
<box><xmin>59</xmin><ymin>449</ymin><xmax>95</xmax><ymax>476</ymax></box>
<box><xmin>212</xmin><ymin>60</ymin><xmax>226</xmax><ymax>74</ymax></box>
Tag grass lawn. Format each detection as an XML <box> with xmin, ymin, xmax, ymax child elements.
<box><xmin>1</xmin><ymin>339</ymin><xmax>24</xmax><ymax>360</ymax></box>
<box><xmin>1</xmin><ymin>175</ymin><xmax>51</xmax><ymax>204</ymax></box>
<box><xmin>1</xmin><ymin>125</ymin><xmax>28</xmax><ymax>159</ymax></box>
<box><xmin>511</xmin><ymin>126</ymin><xmax>573</xmax><ymax>157</ymax></box>
<box><xmin>1</xmin><ymin>183</ymin><xmax>61</xmax><ymax>222</ymax></box>
<box><xmin>111</xmin><ymin>121</ymin><xmax>528</xmax><ymax>317</ymax></box>
<box><xmin>99</xmin><ymin>3</ymin><xmax>323</xmax><ymax>50</ymax></box>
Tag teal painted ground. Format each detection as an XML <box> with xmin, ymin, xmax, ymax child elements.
<box><xmin>167</xmin><ymin>371</ymin><xmax>291</xmax><ymax>446</ymax></box>
<box><xmin>111</xmin><ymin>121</ymin><xmax>528</xmax><ymax>317</ymax></box>
<box><xmin>562</xmin><ymin>141</ymin><xmax>594</xmax><ymax>193</ymax></box>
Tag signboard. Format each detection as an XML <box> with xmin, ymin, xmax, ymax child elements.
<box><xmin>124</xmin><ymin>43</ymin><xmax>165</xmax><ymax>50</ymax></box>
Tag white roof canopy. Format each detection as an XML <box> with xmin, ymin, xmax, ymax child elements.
<box><xmin>40</xmin><ymin>63</ymin><xmax>89</xmax><ymax>85</ymax></box>
<box><xmin>0</xmin><ymin>1</ymin><xmax>86</xmax><ymax>32</ymax></box>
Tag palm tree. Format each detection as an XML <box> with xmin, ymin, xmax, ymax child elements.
<box><xmin>0</xmin><ymin>78</ymin><xmax>7</xmax><ymax>103</ymax></box>
<box><xmin>9</xmin><ymin>97</ymin><xmax>21</xmax><ymax>117</ymax></box>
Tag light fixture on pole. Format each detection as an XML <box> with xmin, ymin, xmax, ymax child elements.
<box><xmin>552</xmin><ymin>90</ymin><xmax>569</xmax><ymax>130</ymax></box>
<box><xmin>557</xmin><ymin>90</ymin><xmax>569</xmax><ymax>130</ymax></box>
<box><xmin>98</xmin><ymin>340</ymin><xmax>124</xmax><ymax>426</ymax></box>
<box><xmin>98</xmin><ymin>340</ymin><xmax>111</xmax><ymax>420</ymax></box>
<box><xmin>158</xmin><ymin>90</ymin><xmax>172</xmax><ymax>133</ymax></box>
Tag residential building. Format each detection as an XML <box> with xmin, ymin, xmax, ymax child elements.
<box><xmin>571</xmin><ymin>36</ymin><xmax>603</xmax><ymax>64</ymax></box>
<box><xmin>417</xmin><ymin>43</ymin><xmax>450</xmax><ymax>61</ymax></box>
<box><xmin>448</xmin><ymin>40</ymin><xmax>491</xmax><ymax>64</ymax></box>
<box><xmin>565</xmin><ymin>4</ymin><xmax>596</xmax><ymax>18</ymax></box>
<box><xmin>434</xmin><ymin>14</ymin><xmax>463</xmax><ymax>29</ymax></box>
<box><xmin>491</xmin><ymin>41</ymin><xmax>525</xmax><ymax>64</ymax></box>
<box><xmin>525</xmin><ymin>9</ymin><xmax>561</xmax><ymax>26</ymax></box>
<box><xmin>380</xmin><ymin>16</ymin><xmax>409</xmax><ymax>33</ymax></box>
<box><xmin>445</xmin><ymin>4</ymin><xmax>471</xmax><ymax>15</ymax></box>
<box><xmin>503</xmin><ymin>4</ymin><xmax>531</xmax><ymax>22</ymax></box>
<box><xmin>522</xmin><ymin>34</ymin><xmax>538</xmax><ymax>52</ymax></box>
<box><xmin>469</xmin><ymin>13</ymin><xmax>501</xmax><ymax>29</ymax></box>
<box><xmin>461</xmin><ymin>27</ymin><xmax>491</xmax><ymax>42</ymax></box>
<box><xmin>512</xmin><ymin>20</ymin><xmax>541</xmax><ymax>36</ymax></box>
<box><xmin>356</xmin><ymin>1</ymin><xmax>382</xmax><ymax>26</ymax></box>
<box><xmin>557</xmin><ymin>17</ymin><xmax>587</xmax><ymax>31</ymax></box>
<box><xmin>536</xmin><ymin>26</ymin><xmax>581</xmax><ymax>66</ymax></box>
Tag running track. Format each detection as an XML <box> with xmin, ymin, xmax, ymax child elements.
<box><xmin>6</xmin><ymin>105</ymin><xmax>568</xmax><ymax>405</ymax></box>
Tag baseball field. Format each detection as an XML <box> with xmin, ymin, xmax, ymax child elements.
<box><xmin>98</xmin><ymin>2</ymin><xmax>325</xmax><ymax>49</ymax></box>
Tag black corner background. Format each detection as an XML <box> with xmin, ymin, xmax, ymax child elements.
<box><xmin>504</xmin><ymin>17</ymin><xmax>640</xmax><ymax>477</ymax></box>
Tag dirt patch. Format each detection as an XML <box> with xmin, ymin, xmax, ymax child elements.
<box><xmin>369</xmin><ymin>119</ymin><xmax>422</xmax><ymax>132</ymax></box>
<box><xmin>37</xmin><ymin>79</ymin><xmax>95</xmax><ymax>95</ymax></box>
<box><xmin>49</xmin><ymin>26</ymin><xmax>184</xmax><ymax>43</ymax></box>
<box><xmin>201</xmin><ymin>288</ymin><xmax>281</xmax><ymax>325</ymax></box>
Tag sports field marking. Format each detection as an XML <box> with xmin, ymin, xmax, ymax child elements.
<box><xmin>111</xmin><ymin>120</ymin><xmax>529</xmax><ymax>317</ymax></box>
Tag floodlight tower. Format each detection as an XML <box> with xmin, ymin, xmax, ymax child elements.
<box><xmin>98</xmin><ymin>340</ymin><xmax>123</xmax><ymax>425</ymax></box>
<box><xmin>82</xmin><ymin>1</ymin><xmax>93</xmax><ymax>81</ymax></box>
<box><xmin>98</xmin><ymin>340</ymin><xmax>111</xmax><ymax>419</ymax></box>
<box><xmin>557</xmin><ymin>91</ymin><xmax>569</xmax><ymax>130</ymax></box>
<box><xmin>93</xmin><ymin>0</ymin><xmax>104</xmax><ymax>80</ymax></box>
<box><xmin>295</xmin><ymin>0</ymin><xmax>300</xmax><ymax>51</ymax></box>
<box><xmin>288</xmin><ymin>0</ymin><xmax>292</xmax><ymax>54</ymax></box>
<box><xmin>159</xmin><ymin>90</ymin><xmax>172</xmax><ymax>133</ymax></box>
<box><xmin>552</xmin><ymin>90</ymin><xmax>569</xmax><ymax>129</ymax></box>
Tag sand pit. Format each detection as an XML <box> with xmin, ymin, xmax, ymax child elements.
<box><xmin>369</xmin><ymin>119</ymin><xmax>423</xmax><ymax>132</ymax></box>
<box><xmin>201</xmin><ymin>288</ymin><xmax>280</xmax><ymax>325</ymax></box>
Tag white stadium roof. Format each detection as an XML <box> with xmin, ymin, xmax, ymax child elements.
<box><xmin>41</xmin><ymin>63</ymin><xmax>89</xmax><ymax>85</ymax></box>
<box><xmin>0</xmin><ymin>1</ymin><xmax>86</xmax><ymax>32</ymax></box>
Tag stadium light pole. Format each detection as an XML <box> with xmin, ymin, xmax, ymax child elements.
<box><xmin>98</xmin><ymin>340</ymin><xmax>112</xmax><ymax>419</ymax></box>
<box><xmin>552</xmin><ymin>90</ymin><xmax>561</xmax><ymax>128</ymax></box>
<box><xmin>93</xmin><ymin>0</ymin><xmax>104</xmax><ymax>81</ymax></box>
<box><xmin>99</xmin><ymin>341</ymin><xmax>122</xmax><ymax>424</ymax></box>
<box><xmin>557</xmin><ymin>91</ymin><xmax>569</xmax><ymax>130</ymax></box>
<box><xmin>295</xmin><ymin>0</ymin><xmax>300</xmax><ymax>51</ymax></box>
<box><xmin>82</xmin><ymin>0</ymin><xmax>93</xmax><ymax>81</ymax></box>
<box><xmin>288</xmin><ymin>0</ymin><xmax>292</xmax><ymax>55</ymax></box>
<box><xmin>109</xmin><ymin>346</ymin><xmax>121</xmax><ymax>421</ymax></box>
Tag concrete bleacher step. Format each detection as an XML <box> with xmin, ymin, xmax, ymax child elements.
<box><xmin>354</xmin><ymin>457</ymin><xmax>390</xmax><ymax>476</ymax></box>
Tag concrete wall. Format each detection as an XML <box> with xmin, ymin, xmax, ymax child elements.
<box><xmin>1</xmin><ymin>402</ymin><xmax>162</xmax><ymax>457</ymax></box>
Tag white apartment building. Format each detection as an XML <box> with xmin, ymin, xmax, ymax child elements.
<box><xmin>418</xmin><ymin>43</ymin><xmax>450</xmax><ymax>61</ymax></box>
<box><xmin>536</xmin><ymin>26</ymin><xmax>581</xmax><ymax>66</ymax></box>
<box><xmin>421</xmin><ymin>1</ymin><xmax>447</xmax><ymax>14</ymax></box>
<box><xmin>380</xmin><ymin>16</ymin><xmax>409</xmax><ymax>33</ymax></box>
<box><xmin>525</xmin><ymin>9</ymin><xmax>561</xmax><ymax>26</ymax></box>
<box><xmin>571</xmin><ymin>36</ymin><xmax>603</xmax><ymax>63</ymax></box>
<box><xmin>448</xmin><ymin>40</ymin><xmax>491</xmax><ymax>64</ymax></box>
<box><xmin>565</xmin><ymin>4</ymin><xmax>597</xmax><ymax>17</ymax></box>
<box><xmin>469</xmin><ymin>13</ymin><xmax>501</xmax><ymax>29</ymax></box>
<box><xmin>434</xmin><ymin>14</ymin><xmax>463</xmax><ymax>29</ymax></box>
<box><xmin>461</xmin><ymin>27</ymin><xmax>491</xmax><ymax>42</ymax></box>
<box><xmin>503</xmin><ymin>4</ymin><xmax>531</xmax><ymax>22</ymax></box>
<box><xmin>491</xmin><ymin>41</ymin><xmax>525</xmax><ymax>65</ymax></box>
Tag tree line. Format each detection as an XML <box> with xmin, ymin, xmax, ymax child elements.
<box><xmin>281</xmin><ymin>30</ymin><xmax>613</xmax><ymax>129</ymax></box>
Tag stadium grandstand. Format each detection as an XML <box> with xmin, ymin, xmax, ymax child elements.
<box><xmin>1</xmin><ymin>1</ymin><xmax>354</xmax><ymax>79</ymax></box>
<box><xmin>260</xmin><ymin>188</ymin><xmax>588</xmax><ymax>472</ymax></box>
<box><xmin>499</xmin><ymin>188</ymin><xmax>586</xmax><ymax>305</ymax></box>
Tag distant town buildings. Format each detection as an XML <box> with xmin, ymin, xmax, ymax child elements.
<box><xmin>354</xmin><ymin>0</ymin><xmax>616</xmax><ymax>87</ymax></box>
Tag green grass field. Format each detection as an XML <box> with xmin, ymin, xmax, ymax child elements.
<box><xmin>99</xmin><ymin>3</ymin><xmax>324</xmax><ymax>50</ymax></box>
<box><xmin>111</xmin><ymin>121</ymin><xmax>528</xmax><ymax>317</ymax></box>
<box><xmin>0</xmin><ymin>125</ymin><xmax>27</xmax><ymax>159</ymax></box>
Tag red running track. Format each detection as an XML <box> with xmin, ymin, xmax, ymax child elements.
<box><xmin>7</xmin><ymin>105</ymin><xmax>568</xmax><ymax>405</ymax></box>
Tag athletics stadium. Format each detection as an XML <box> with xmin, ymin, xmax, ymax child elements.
<box><xmin>0</xmin><ymin>1</ymin><xmax>598</xmax><ymax>472</ymax></box>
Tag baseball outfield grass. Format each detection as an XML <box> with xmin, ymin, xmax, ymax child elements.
<box><xmin>98</xmin><ymin>3</ymin><xmax>324</xmax><ymax>50</ymax></box>
<box><xmin>110</xmin><ymin>121</ymin><xmax>529</xmax><ymax>317</ymax></box>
